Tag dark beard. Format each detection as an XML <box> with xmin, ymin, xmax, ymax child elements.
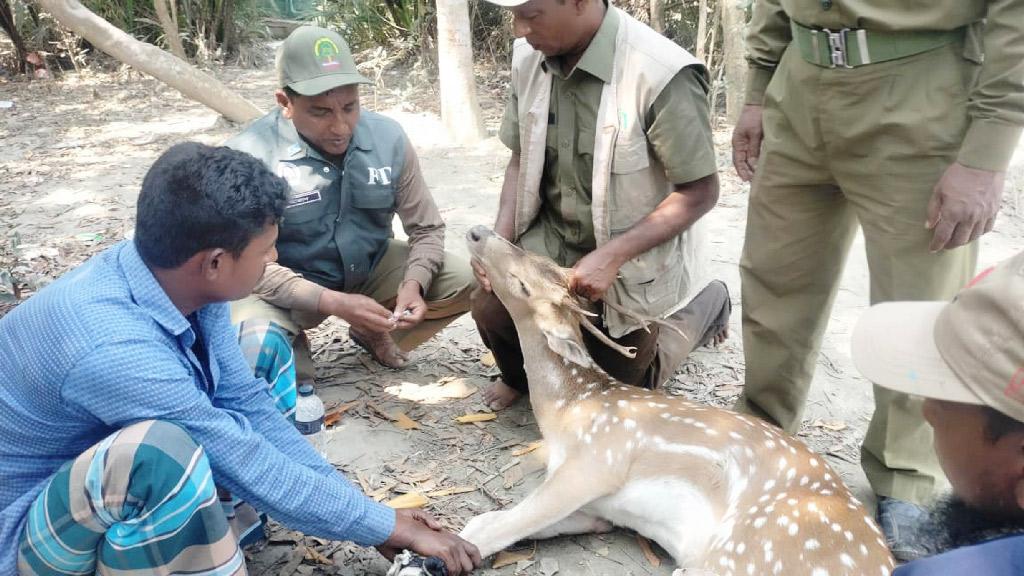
<box><xmin>920</xmin><ymin>493</ymin><xmax>1024</xmax><ymax>554</ymax></box>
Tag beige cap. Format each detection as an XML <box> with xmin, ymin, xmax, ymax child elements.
<box><xmin>852</xmin><ymin>251</ymin><xmax>1024</xmax><ymax>422</ymax></box>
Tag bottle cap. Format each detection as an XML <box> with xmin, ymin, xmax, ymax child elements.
<box><xmin>298</xmin><ymin>383</ymin><xmax>314</xmax><ymax>396</ymax></box>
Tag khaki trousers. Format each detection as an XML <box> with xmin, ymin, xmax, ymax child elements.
<box><xmin>735</xmin><ymin>42</ymin><xmax>979</xmax><ymax>504</ymax></box>
<box><xmin>232</xmin><ymin>239</ymin><xmax>475</xmax><ymax>379</ymax></box>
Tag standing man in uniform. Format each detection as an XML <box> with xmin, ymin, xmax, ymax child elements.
<box><xmin>228</xmin><ymin>26</ymin><xmax>476</xmax><ymax>417</ymax></box>
<box><xmin>473</xmin><ymin>0</ymin><xmax>733</xmax><ymax>409</ymax></box>
<box><xmin>732</xmin><ymin>0</ymin><xmax>1024</xmax><ymax>559</ymax></box>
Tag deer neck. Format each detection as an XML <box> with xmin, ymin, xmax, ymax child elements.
<box><xmin>514</xmin><ymin>316</ymin><xmax>611</xmax><ymax>428</ymax></box>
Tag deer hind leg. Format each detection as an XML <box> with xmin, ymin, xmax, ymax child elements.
<box><xmin>459</xmin><ymin>458</ymin><xmax>615</xmax><ymax>558</ymax></box>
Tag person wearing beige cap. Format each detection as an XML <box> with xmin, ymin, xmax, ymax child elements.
<box><xmin>471</xmin><ymin>0</ymin><xmax>732</xmax><ymax>410</ymax></box>
<box><xmin>852</xmin><ymin>252</ymin><xmax>1024</xmax><ymax>574</ymax></box>
<box><xmin>226</xmin><ymin>27</ymin><xmax>475</xmax><ymax>390</ymax></box>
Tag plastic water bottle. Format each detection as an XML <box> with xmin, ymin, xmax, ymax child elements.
<box><xmin>294</xmin><ymin>382</ymin><xmax>326</xmax><ymax>458</ymax></box>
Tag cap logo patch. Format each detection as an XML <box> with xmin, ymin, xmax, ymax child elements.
<box><xmin>314</xmin><ymin>37</ymin><xmax>342</xmax><ymax>69</ymax></box>
<box><xmin>1005</xmin><ymin>367</ymin><xmax>1024</xmax><ymax>403</ymax></box>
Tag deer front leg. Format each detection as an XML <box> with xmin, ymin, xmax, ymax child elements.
<box><xmin>459</xmin><ymin>458</ymin><xmax>615</xmax><ymax>558</ymax></box>
<box><xmin>529</xmin><ymin>510</ymin><xmax>613</xmax><ymax>540</ymax></box>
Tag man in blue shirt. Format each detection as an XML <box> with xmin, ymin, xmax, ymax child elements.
<box><xmin>0</xmin><ymin>143</ymin><xmax>480</xmax><ymax>575</ymax></box>
<box><xmin>852</xmin><ymin>253</ymin><xmax>1024</xmax><ymax>574</ymax></box>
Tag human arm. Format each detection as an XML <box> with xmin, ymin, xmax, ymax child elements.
<box><xmin>570</xmin><ymin>174</ymin><xmax>719</xmax><ymax>301</ymax></box>
<box><xmin>732</xmin><ymin>0</ymin><xmax>791</xmax><ymax>181</ymax></box>
<box><xmin>61</xmin><ymin>339</ymin><xmax>396</xmax><ymax>546</ymax></box>
<box><xmin>927</xmin><ymin>0</ymin><xmax>1024</xmax><ymax>251</ymax></box>
<box><xmin>571</xmin><ymin>67</ymin><xmax>720</xmax><ymax>301</ymax></box>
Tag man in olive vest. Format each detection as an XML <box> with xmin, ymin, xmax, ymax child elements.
<box><xmin>473</xmin><ymin>0</ymin><xmax>732</xmax><ymax>409</ymax></box>
<box><xmin>732</xmin><ymin>0</ymin><xmax>1023</xmax><ymax>561</ymax></box>
<box><xmin>227</xmin><ymin>27</ymin><xmax>475</xmax><ymax>417</ymax></box>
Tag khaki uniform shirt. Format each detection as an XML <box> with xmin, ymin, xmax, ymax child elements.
<box><xmin>500</xmin><ymin>7</ymin><xmax>717</xmax><ymax>267</ymax></box>
<box><xmin>745</xmin><ymin>0</ymin><xmax>1024</xmax><ymax>172</ymax></box>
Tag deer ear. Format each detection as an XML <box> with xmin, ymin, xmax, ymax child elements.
<box><xmin>535</xmin><ymin>301</ymin><xmax>593</xmax><ymax>369</ymax></box>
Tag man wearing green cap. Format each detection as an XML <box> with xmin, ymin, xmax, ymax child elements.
<box><xmin>227</xmin><ymin>27</ymin><xmax>476</xmax><ymax>413</ymax></box>
<box><xmin>731</xmin><ymin>0</ymin><xmax>1024</xmax><ymax>560</ymax></box>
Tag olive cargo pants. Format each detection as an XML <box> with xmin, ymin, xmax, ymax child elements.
<box><xmin>735</xmin><ymin>41</ymin><xmax>979</xmax><ymax>504</ymax></box>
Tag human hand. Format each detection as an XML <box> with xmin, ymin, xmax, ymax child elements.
<box><xmin>569</xmin><ymin>249</ymin><xmax>623</xmax><ymax>302</ymax></box>
<box><xmin>926</xmin><ymin>162</ymin><xmax>1004</xmax><ymax>252</ymax></box>
<box><xmin>320</xmin><ymin>291</ymin><xmax>395</xmax><ymax>334</ymax></box>
<box><xmin>392</xmin><ymin>280</ymin><xmax>427</xmax><ymax>329</ymax></box>
<box><xmin>379</xmin><ymin>509</ymin><xmax>482</xmax><ymax>576</ymax></box>
<box><xmin>471</xmin><ymin>259</ymin><xmax>492</xmax><ymax>293</ymax></box>
<box><xmin>731</xmin><ymin>104</ymin><xmax>764</xmax><ymax>182</ymax></box>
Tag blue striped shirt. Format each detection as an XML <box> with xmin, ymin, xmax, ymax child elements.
<box><xmin>0</xmin><ymin>241</ymin><xmax>395</xmax><ymax>572</ymax></box>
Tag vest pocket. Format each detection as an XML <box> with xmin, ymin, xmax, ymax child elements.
<box><xmin>611</xmin><ymin>137</ymin><xmax>650</xmax><ymax>174</ymax></box>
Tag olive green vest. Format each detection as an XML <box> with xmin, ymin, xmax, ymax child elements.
<box><xmin>227</xmin><ymin>109</ymin><xmax>406</xmax><ymax>292</ymax></box>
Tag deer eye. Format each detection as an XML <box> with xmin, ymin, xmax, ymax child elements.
<box><xmin>509</xmin><ymin>274</ymin><xmax>531</xmax><ymax>297</ymax></box>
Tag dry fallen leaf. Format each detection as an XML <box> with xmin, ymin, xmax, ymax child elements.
<box><xmin>392</xmin><ymin>412</ymin><xmax>421</xmax><ymax>430</ymax></box>
<box><xmin>812</xmin><ymin>418</ymin><xmax>848</xmax><ymax>432</ymax></box>
<box><xmin>511</xmin><ymin>441</ymin><xmax>544</xmax><ymax>457</ymax></box>
<box><xmin>456</xmin><ymin>413</ymin><xmax>497</xmax><ymax>424</ymax></box>
<box><xmin>384</xmin><ymin>377</ymin><xmax>478</xmax><ymax>404</ymax></box>
<box><xmin>386</xmin><ymin>492</ymin><xmax>430</xmax><ymax>509</ymax></box>
<box><xmin>636</xmin><ymin>535</ymin><xmax>661</xmax><ymax>567</ymax></box>
<box><xmin>324</xmin><ymin>401</ymin><xmax>360</xmax><ymax>427</ymax></box>
<box><xmin>426</xmin><ymin>486</ymin><xmax>478</xmax><ymax>498</ymax></box>
<box><xmin>492</xmin><ymin>544</ymin><xmax>535</xmax><ymax>569</ymax></box>
<box><xmin>304</xmin><ymin>546</ymin><xmax>332</xmax><ymax>565</ymax></box>
<box><xmin>480</xmin><ymin>351</ymin><xmax>496</xmax><ymax>367</ymax></box>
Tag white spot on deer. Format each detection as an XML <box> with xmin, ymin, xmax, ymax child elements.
<box><xmin>765</xmin><ymin>439</ymin><xmax>776</xmax><ymax>449</ymax></box>
<box><xmin>788</xmin><ymin>523</ymin><xmax>799</xmax><ymax>536</ymax></box>
<box><xmin>804</xmin><ymin>539</ymin><xmax>820</xmax><ymax>550</ymax></box>
<box><xmin>859</xmin><ymin>543</ymin><xmax>868</xmax><ymax>556</ymax></box>
<box><xmin>660</xmin><ymin>412</ymin><xmax>671</xmax><ymax>419</ymax></box>
<box><xmin>786</xmin><ymin>468</ymin><xmax>797</xmax><ymax>481</ymax></box>
<box><xmin>786</xmin><ymin>498</ymin><xmax>797</xmax><ymax>506</ymax></box>
<box><xmin>753</xmin><ymin>517</ymin><xmax>767</xmax><ymax>528</ymax></box>
<box><xmin>864</xmin><ymin>516</ymin><xmax>882</xmax><ymax>534</ymax></box>
<box><xmin>554</xmin><ymin>399</ymin><xmax>565</xmax><ymax>409</ymax></box>
<box><xmin>831</xmin><ymin>522</ymin><xmax>842</xmax><ymax>532</ymax></box>
<box><xmin>612</xmin><ymin>416</ymin><xmax>620</xmax><ymax>424</ymax></box>
<box><xmin>809</xmin><ymin>458</ymin><xmax>819</xmax><ymax>468</ymax></box>
<box><xmin>777</xmin><ymin>516</ymin><xmax>790</xmax><ymax>527</ymax></box>
<box><xmin>807</xmin><ymin>502</ymin><xmax>818</xmax><ymax>512</ymax></box>
<box><xmin>705</xmin><ymin>428</ymin><xmax>719</xmax><ymax>436</ymax></box>
<box><xmin>763</xmin><ymin>480</ymin><xmax>776</xmax><ymax>491</ymax></box>
<box><xmin>729</xmin><ymin>431</ymin><xmax>743</xmax><ymax>440</ymax></box>
<box><xmin>811</xmin><ymin>569</ymin><xmax>829</xmax><ymax>576</ymax></box>
<box><xmin>778</xmin><ymin>457</ymin><xmax>788</xmax><ymax>470</ymax></box>
<box><xmin>747</xmin><ymin>563</ymin><xmax>755</xmax><ymax>575</ymax></box>
<box><xmin>773</xmin><ymin>560</ymin><xmax>783</xmax><ymax>574</ymax></box>
<box><xmin>572</xmin><ymin>406</ymin><xmax>581</xmax><ymax>415</ymax></box>
<box><xmin>605</xmin><ymin>449</ymin><xmax>614</xmax><ymax>464</ymax></box>
<box><xmin>617</xmin><ymin>400</ymin><xmax>628</xmax><ymax>408</ymax></box>
<box><xmin>800</xmin><ymin>475</ymin><xmax>809</xmax><ymax>486</ymax></box>
<box><xmin>583</xmin><ymin>434</ymin><xmax>592</xmax><ymax>444</ymax></box>
<box><xmin>840</xmin><ymin>553</ymin><xmax>855</xmax><ymax>568</ymax></box>
<box><xmin>880</xmin><ymin>567</ymin><xmax>891</xmax><ymax>576</ymax></box>
<box><xmin>622</xmin><ymin>418</ymin><xmax>636</xmax><ymax>430</ymax></box>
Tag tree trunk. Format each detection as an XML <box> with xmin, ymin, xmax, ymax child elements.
<box><xmin>0</xmin><ymin>0</ymin><xmax>28</xmax><ymax>72</ymax></box>
<box><xmin>221</xmin><ymin>0</ymin><xmax>237</xmax><ymax>57</ymax></box>
<box><xmin>649</xmin><ymin>0</ymin><xmax>664</xmax><ymax>34</ymax></box>
<box><xmin>720</xmin><ymin>0</ymin><xmax>747</xmax><ymax>123</ymax></box>
<box><xmin>153</xmin><ymin>0</ymin><xmax>187</xmax><ymax>61</ymax></box>
<box><xmin>36</xmin><ymin>0</ymin><xmax>262</xmax><ymax>123</ymax></box>
<box><xmin>435</xmin><ymin>0</ymin><xmax>485</xmax><ymax>145</ymax></box>
<box><xmin>695</xmin><ymin>0</ymin><xmax>708</xmax><ymax>60</ymax></box>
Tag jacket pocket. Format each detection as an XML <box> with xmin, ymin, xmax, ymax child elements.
<box><xmin>611</xmin><ymin>137</ymin><xmax>650</xmax><ymax>174</ymax></box>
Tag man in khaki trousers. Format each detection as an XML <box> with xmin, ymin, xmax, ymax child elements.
<box><xmin>732</xmin><ymin>0</ymin><xmax>1023</xmax><ymax>561</ymax></box>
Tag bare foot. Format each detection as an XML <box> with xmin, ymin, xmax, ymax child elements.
<box><xmin>709</xmin><ymin>326</ymin><xmax>729</xmax><ymax>347</ymax></box>
<box><xmin>350</xmin><ymin>330</ymin><xmax>409</xmax><ymax>368</ymax></box>
<box><xmin>481</xmin><ymin>380</ymin><xmax>521</xmax><ymax>410</ymax></box>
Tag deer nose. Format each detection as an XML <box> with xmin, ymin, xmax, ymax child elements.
<box><xmin>467</xmin><ymin>225</ymin><xmax>491</xmax><ymax>243</ymax></box>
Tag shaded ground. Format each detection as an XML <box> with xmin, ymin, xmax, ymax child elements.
<box><xmin>2</xmin><ymin>54</ymin><xmax>1023</xmax><ymax>575</ymax></box>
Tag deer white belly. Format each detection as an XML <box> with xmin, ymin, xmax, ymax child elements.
<box><xmin>584</xmin><ymin>476</ymin><xmax>717</xmax><ymax>567</ymax></box>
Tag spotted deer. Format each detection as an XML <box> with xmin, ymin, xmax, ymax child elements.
<box><xmin>461</xmin><ymin>226</ymin><xmax>895</xmax><ymax>576</ymax></box>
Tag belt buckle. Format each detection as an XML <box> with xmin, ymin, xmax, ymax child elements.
<box><xmin>823</xmin><ymin>27</ymin><xmax>853</xmax><ymax>68</ymax></box>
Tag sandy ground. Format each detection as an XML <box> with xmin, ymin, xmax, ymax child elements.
<box><xmin>1</xmin><ymin>56</ymin><xmax>1023</xmax><ymax>575</ymax></box>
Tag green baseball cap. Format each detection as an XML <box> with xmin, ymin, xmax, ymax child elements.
<box><xmin>278</xmin><ymin>26</ymin><xmax>371</xmax><ymax>96</ymax></box>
